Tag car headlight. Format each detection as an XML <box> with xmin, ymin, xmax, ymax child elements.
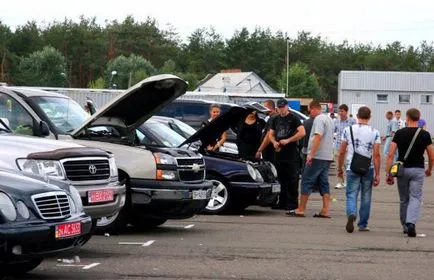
<box><xmin>16</xmin><ymin>200</ymin><xmax>30</xmax><ymax>219</ymax></box>
<box><xmin>269</xmin><ymin>163</ymin><xmax>278</xmax><ymax>178</ymax></box>
<box><xmin>108</xmin><ymin>156</ymin><xmax>118</xmax><ymax>178</ymax></box>
<box><xmin>153</xmin><ymin>153</ymin><xmax>177</xmax><ymax>165</ymax></box>
<box><xmin>16</xmin><ymin>159</ymin><xmax>65</xmax><ymax>180</ymax></box>
<box><xmin>0</xmin><ymin>192</ymin><xmax>17</xmax><ymax>222</ymax></box>
<box><xmin>69</xmin><ymin>186</ymin><xmax>83</xmax><ymax>214</ymax></box>
<box><xmin>153</xmin><ymin>153</ymin><xmax>178</xmax><ymax>180</ymax></box>
<box><xmin>247</xmin><ymin>163</ymin><xmax>264</xmax><ymax>183</ymax></box>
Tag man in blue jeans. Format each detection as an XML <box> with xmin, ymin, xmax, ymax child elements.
<box><xmin>288</xmin><ymin>101</ymin><xmax>334</xmax><ymax>218</ymax></box>
<box><xmin>337</xmin><ymin>106</ymin><xmax>381</xmax><ymax>233</ymax></box>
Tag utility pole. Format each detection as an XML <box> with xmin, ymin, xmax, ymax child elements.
<box><xmin>286</xmin><ymin>37</ymin><xmax>289</xmax><ymax>96</ymax></box>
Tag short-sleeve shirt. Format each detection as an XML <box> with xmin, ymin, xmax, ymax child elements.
<box><xmin>270</xmin><ymin>113</ymin><xmax>302</xmax><ymax>162</ymax></box>
<box><xmin>334</xmin><ymin>118</ymin><xmax>356</xmax><ymax>149</ymax></box>
<box><xmin>392</xmin><ymin>127</ymin><xmax>432</xmax><ymax>168</ymax></box>
<box><xmin>308</xmin><ymin>114</ymin><xmax>334</xmax><ymax>161</ymax></box>
<box><xmin>418</xmin><ymin>119</ymin><xmax>426</xmax><ymax>128</ymax></box>
<box><xmin>342</xmin><ymin>124</ymin><xmax>381</xmax><ymax>170</ymax></box>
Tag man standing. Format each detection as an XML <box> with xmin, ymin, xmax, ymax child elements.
<box><xmin>386</xmin><ymin>108</ymin><xmax>434</xmax><ymax>237</ymax></box>
<box><xmin>288</xmin><ymin>101</ymin><xmax>333</xmax><ymax>217</ymax></box>
<box><xmin>391</xmin><ymin>110</ymin><xmax>405</xmax><ymax>161</ymax></box>
<box><xmin>338</xmin><ymin>107</ymin><xmax>381</xmax><ymax>233</ymax></box>
<box><xmin>382</xmin><ymin>111</ymin><xmax>394</xmax><ymax>157</ymax></box>
<box><xmin>333</xmin><ymin>104</ymin><xmax>356</xmax><ymax>189</ymax></box>
<box><xmin>268</xmin><ymin>98</ymin><xmax>306</xmax><ymax>211</ymax></box>
<box><xmin>256</xmin><ymin>100</ymin><xmax>278</xmax><ymax>164</ymax></box>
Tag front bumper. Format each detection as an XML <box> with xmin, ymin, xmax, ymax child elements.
<box><xmin>230</xmin><ymin>182</ymin><xmax>280</xmax><ymax>206</ymax></box>
<box><xmin>75</xmin><ymin>181</ymin><xmax>126</xmax><ymax>219</ymax></box>
<box><xmin>0</xmin><ymin>215</ymin><xmax>92</xmax><ymax>262</ymax></box>
<box><xmin>129</xmin><ymin>179</ymin><xmax>213</xmax><ymax>219</ymax></box>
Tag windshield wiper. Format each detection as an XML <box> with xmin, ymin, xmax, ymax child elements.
<box><xmin>0</xmin><ymin>119</ymin><xmax>12</xmax><ymax>133</ymax></box>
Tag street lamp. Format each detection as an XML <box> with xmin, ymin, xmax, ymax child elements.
<box><xmin>286</xmin><ymin>37</ymin><xmax>289</xmax><ymax>96</ymax></box>
<box><xmin>109</xmin><ymin>70</ymin><xmax>117</xmax><ymax>89</ymax></box>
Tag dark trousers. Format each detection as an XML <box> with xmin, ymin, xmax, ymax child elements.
<box><xmin>276</xmin><ymin>160</ymin><xmax>300</xmax><ymax>210</ymax></box>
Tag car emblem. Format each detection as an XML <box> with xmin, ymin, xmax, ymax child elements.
<box><xmin>192</xmin><ymin>163</ymin><xmax>200</xmax><ymax>173</ymax></box>
<box><xmin>88</xmin><ymin>165</ymin><xmax>97</xmax><ymax>175</ymax></box>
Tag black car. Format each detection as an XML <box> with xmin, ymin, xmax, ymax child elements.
<box><xmin>139</xmin><ymin>108</ymin><xmax>280</xmax><ymax>214</ymax></box>
<box><xmin>0</xmin><ymin>169</ymin><xmax>92</xmax><ymax>275</ymax></box>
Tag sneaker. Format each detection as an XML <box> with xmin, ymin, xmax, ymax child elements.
<box><xmin>335</xmin><ymin>183</ymin><xmax>345</xmax><ymax>189</ymax></box>
<box><xmin>346</xmin><ymin>214</ymin><xmax>356</xmax><ymax>233</ymax></box>
<box><xmin>359</xmin><ymin>227</ymin><xmax>370</xmax><ymax>232</ymax></box>
<box><xmin>406</xmin><ymin>223</ymin><xmax>416</xmax><ymax>237</ymax></box>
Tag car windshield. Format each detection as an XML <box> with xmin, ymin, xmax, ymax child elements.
<box><xmin>30</xmin><ymin>96</ymin><xmax>90</xmax><ymax>134</ymax></box>
<box><xmin>145</xmin><ymin>122</ymin><xmax>186</xmax><ymax>148</ymax></box>
<box><xmin>173</xmin><ymin>119</ymin><xmax>197</xmax><ymax>138</ymax></box>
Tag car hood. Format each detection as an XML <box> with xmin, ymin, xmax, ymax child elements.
<box><xmin>0</xmin><ymin>169</ymin><xmax>62</xmax><ymax>197</ymax></box>
<box><xmin>71</xmin><ymin>74</ymin><xmax>188</xmax><ymax>135</ymax></box>
<box><xmin>0</xmin><ymin>134</ymin><xmax>85</xmax><ymax>158</ymax></box>
<box><xmin>179</xmin><ymin>106</ymin><xmax>251</xmax><ymax>147</ymax></box>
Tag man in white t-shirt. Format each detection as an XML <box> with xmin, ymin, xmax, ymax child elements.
<box><xmin>337</xmin><ymin>106</ymin><xmax>381</xmax><ymax>233</ymax></box>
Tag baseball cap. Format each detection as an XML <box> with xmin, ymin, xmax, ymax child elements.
<box><xmin>276</xmin><ymin>98</ymin><xmax>288</xmax><ymax>108</ymax></box>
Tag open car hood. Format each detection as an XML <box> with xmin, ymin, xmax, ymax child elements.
<box><xmin>179</xmin><ymin>106</ymin><xmax>252</xmax><ymax>148</ymax></box>
<box><xmin>71</xmin><ymin>74</ymin><xmax>188</xmax><ymax>136</ymax></box>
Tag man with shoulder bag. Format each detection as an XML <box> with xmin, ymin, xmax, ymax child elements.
<box><xmin>338</xmin><ymin>106</ymin><xmax>381</xmax><ymax>233</ymax></box>
<box><xmin>386</xmin><ymin>108</ymin><xmax>434</xmax><ymax>237</ymax></box>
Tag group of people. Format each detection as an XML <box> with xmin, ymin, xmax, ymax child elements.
<box><xmin>203</xmin><ymin>99</ymin><xmax>434</xmax><ymax>237</ymax></box>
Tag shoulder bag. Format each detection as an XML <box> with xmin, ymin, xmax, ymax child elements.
<box><xmin>349</xmin><ymin>125</ymin><xmax>372</xmax><ymax>176</ymax></box>
<box><xmin>390</xmin><ymin>128</ymin><xmax>422</xmax><ymax>177</ymax></box>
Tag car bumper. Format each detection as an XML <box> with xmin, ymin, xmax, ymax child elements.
<box><xmin>230</xmin><ymin>182</ymin><xmax>280</xmax><ymax>206</ymax></box>
<box><xmin>75</xmin><ymin>181</ymin><xmax>126</xmax><ymax>219</ymax></box>
<box><xmin>129</xmin><ymin>179</ymin><xmax>213</xmax><ymax>219</ymax></box>
<box><xmin>0</xmin><ymin>215</ymin><xmax>92</xmax><ymax>261</ymax></box>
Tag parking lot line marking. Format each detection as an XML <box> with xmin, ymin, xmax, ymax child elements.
<box><xmin>83</xmin><ymin>263</ymin><xmax>100</xmax><ymax>270</ymax></box>
<box><xmin>56</xmin><ymin>264</ymin><xmax>86</xmax><ymax>267</ymax></box>
<box><xmin>184</xmin><ymin>224</ymin><xmax>195</xmax><ymax>229</ymax></box>
<box><xmin>118</xmin><ymin>242</ymin><xmax>146</xmax><ymax>245</ymax></box>
<box><xmin>142</xmin><ymin>240</ymin><xmax>155</xmax><ymax>247</ymax></box>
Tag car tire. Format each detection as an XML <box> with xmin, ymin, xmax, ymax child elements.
<box><xmin>1</xmin><ymin>258</ymin><xmax>43</xmax><ymax>275</ymax></box>
<box><xmin>203</xmin><ymin>175</ymin><xmax>232</xmax><ymax>214</ymax></box>
<box><xmin>130</xmin><ymin>217</ymin><xmax>167</xmax><ymax>230</ymax></box>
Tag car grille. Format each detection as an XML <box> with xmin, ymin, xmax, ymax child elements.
<box><xmin>32</xmin><ymin>192</ymin><xmax>71</xmax><ymax>220</ymax></box>
<box><xmin>176</xmin><ymin>157</ymin><xmax>205</xmax><ymax>182</ymax></box>
<box><xmin>63</xmin><ymin>159</ymin><xmax>110</xmax><ymax>181</ymax></box>
<box><xmin>255</xmin><ymin>163</ymin><xmax>275</xmax><ymax>183</ymax></box>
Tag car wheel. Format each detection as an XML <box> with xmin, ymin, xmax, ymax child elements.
<box><xmin>130</xmin><ymin>218</ymin><xmax>167</xmax><ymax>230</ymax></box>
<box><xmin>204</xmin><ymin>176</ymin><xmax>232</xmax><ymax>214</ymax></box>
<box><xmin>1</xmin><ymin>258</ymin><xmax>43</xmax><ymax>275</ymax></box>
<box><xmin>95</xmin><ymin>209</ymin><xmax>129</xmax><ymax>234</ymax></box>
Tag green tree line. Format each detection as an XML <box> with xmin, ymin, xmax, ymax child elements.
<box><xmin>1</xmin><ymin>16</ymin><xmax>434</xmax><ymax>102</ymax></box>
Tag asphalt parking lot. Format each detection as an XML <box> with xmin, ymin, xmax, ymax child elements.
<box><xmin>10</xmin><ymin>175</ymin><xmax>434</xmax><ymax>280</ymax></box>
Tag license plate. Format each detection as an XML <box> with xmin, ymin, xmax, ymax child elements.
<box><xmin>192</xmin><ymin>190</ymin><xmax>207</xmax><ymax>200</ymax></box>
<box><xmin>272</xmin><ymin>184</ymin><xmax>281</xmax><ymax>193</ymax></box>
<box><xmin>55</xmin><ymin>222</ymin><xmax>81</xmax><ymax>239</ymax></box>
<box><xmin>88</xmin><ymin>189</ymin><xmax>114</xmax><ymax>203</ymax></box>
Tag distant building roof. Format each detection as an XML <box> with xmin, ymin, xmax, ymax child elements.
<box><xmin>195</xmin><ymin>71</ymin><xmax>276</xmax><ymax>94</ymax></box>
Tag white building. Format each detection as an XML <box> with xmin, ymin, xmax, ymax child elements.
<box><xmin>338</xmin><ymin>71</ymin><xmax>434</xmax><ymax>135</ymax></box>
<box><xmin>195</xmin><ymin>71</ymin><xmax>276</xmax><ymax>94</ymax></box>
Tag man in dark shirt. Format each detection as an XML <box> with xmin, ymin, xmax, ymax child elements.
<box><xmin>386</xmin><ymin>108</ymin><xmax>434</xmax><ymax>237</ymax></box>
<box><xmin>256</xmin><ymin>100</ymin><xmax>278</xmax><ymax>164</ymax></box>
<box><xmin>268</xmin><ymin>98</ymin><xmax>306</xmax><ymax>211</ymax></box>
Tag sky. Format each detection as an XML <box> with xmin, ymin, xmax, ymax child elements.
<box><xmin>2</xmin><ymin>0</ymin><xmax>434</xmax><ymax>47</ymax></box>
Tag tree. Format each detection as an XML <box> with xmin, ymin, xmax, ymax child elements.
<box><xmin>88</xmin><ymin>77</ymin><xmax>105</xmax><ymax>89</ymax></box>
<box><xmin>16</xmin><ymin>46</ymin><xmax>67</xmax><ymax>87</ymax></box>
<box><xmin>106</xmin><ymin>54</ymin><xmax>157</xmax><ymax>89</ymax></box>
<box><xmin>278</xmin><ymin>63</ymin><xmax>321</xmax><ymax>99</ymax></box>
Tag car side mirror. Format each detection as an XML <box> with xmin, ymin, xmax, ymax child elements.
<box><xmin>39</xmin><ymin>121</ymin><xmax>50</xmax><ymax>136</ymax></box>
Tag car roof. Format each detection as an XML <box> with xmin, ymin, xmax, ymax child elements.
<box><xmin>4</xmin><ymin>87</ymin><xmax>69</xmax><ymax>99</ymax></box>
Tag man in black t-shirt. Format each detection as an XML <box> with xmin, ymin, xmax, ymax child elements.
<box><xmin>268</xmin><ymin>98</ymin><xmax>306</xmax><ymax>210</ymax></box>
<box><xmin>386</xmin><ymin>108</ymin><xmax>434</xmax><ymax>237</ymax></box>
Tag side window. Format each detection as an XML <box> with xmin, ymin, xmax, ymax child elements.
<box><xmin>182</xmin><ymin>104</ymin><xmax>207</xmax><ymax>119</ymax></box>
<box><xmin>0</xmin><ymin>93</ymin><xmax>33</xmax><ymax>135</ymax></box>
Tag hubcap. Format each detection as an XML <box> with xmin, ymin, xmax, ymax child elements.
<box><xmin>96</xmin><ymin>212</ymin><xmax>119</xmax><ymax>227</ymax></box>
<box><xmin>206</xmin><ymin>180</ymin><xmax>228</xmax><ymax>211</ymax></box>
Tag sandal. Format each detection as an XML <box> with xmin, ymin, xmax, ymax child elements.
<box><xmin>286</xmin><ymin>210</ymin><xmax>305</xmax><ymax>217</ymax></box>
<box><xmin>313</xmin><ymin>212</ymin><xmax>331</xmax><ymax>218</ymax></box>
